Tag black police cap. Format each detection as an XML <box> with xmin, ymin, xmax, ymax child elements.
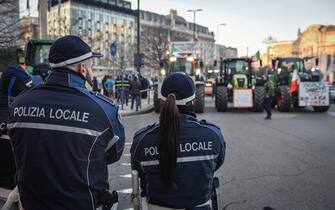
<box><xmin>49</xmin><ymin>35</ymin><xmax>102</xmax><ymax>68</ymax></box>
<box><xmin>161</xmin><ymin>72</ymin><xmax>195</xmax><ymax>105</ymax></box>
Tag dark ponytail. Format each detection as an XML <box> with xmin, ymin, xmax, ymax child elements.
<box><xmin>159</xmin><ymin>93</ymin><xmax>180</xmax><ymax>187</ymax></box>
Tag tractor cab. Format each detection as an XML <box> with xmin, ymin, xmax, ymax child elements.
<box><xmin>223</xmin><ymin>58</ymin><xmax>252</xmax><ymax>89</ymax></box>
<box><xmin>25</xmin><ymin>40</ymin><xmax>54</xmax><ymax>79</ymax></box>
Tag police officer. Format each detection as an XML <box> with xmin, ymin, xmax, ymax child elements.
<box><xmin>263</xmin><ymin>74</ymin><xmax>274</xmax><ymax>120</ymax></box>
<box><xmin>131</xmin><ymin>73</ymin><xmax>225</xmax><ymax>209</ymax></box>
<box><xmin>122</xmin><ymin>75</ymin><xmax>130</xmax><ymax>106</ymax></box>
<box><xmin>0</xmin><ymin>65</ymin><xmax>33</xmax><ymax>207</ymax></box>
<box><xmin>7</xmin><ymin>35</ymin><xmax>125</xmax><ymax>210</ymax></box>
<box><xmin>114</xmin><ymin>76</ymin><xmax>122</xmax><ymax>103</ymax></box>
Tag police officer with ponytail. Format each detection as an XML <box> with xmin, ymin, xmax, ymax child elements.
<box><xmin>131</xmin><ymin>73</ymin><xmax>225</xmax><ymax>209</ymax></box>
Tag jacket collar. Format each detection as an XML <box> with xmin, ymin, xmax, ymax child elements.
<box><xmin>180</xmin><ymin>112</ymin><xmax>197</xmax><ymax>122</ymax></box>
<box><xmin>46</xmin><ymin>68</ymin><xmax>86</xmax><ymax>89</ymax></box>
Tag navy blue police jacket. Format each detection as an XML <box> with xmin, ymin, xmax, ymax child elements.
<box><xmin>7</xmin><ymin>68</ymin><xmax>125</xmax><ymax>210</ymax></box>
<box><xmin>131</xmin><ymin>113</ymin><xmax>225</xmax><ymax>209</ymax></box>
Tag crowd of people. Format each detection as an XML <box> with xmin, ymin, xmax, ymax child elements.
<box><xmin>92</xmin><ymin>73</ymin><xmax>150</xmax><ymax>111</ymax></box>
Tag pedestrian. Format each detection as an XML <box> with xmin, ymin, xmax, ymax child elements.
<box><xmin>104</xmin><ymin>76</ymin><xmax>114</xmax><ymax>98</ymax></box>
<box><xmin>0</xmin><ymin>65</ymin><xmax>33</xmax><ymax>208</ymax></box>
<box><xmin>264</xmin><ymin>74</ymin><xmax>274</xmax><ymax>120</ymax></box>
<box><xmin>115</xmin><ymin>76</ymin><xmax>122</xmax><ymax>103</ymax></box>
<box><xmin>130</xmin><ymin>76</ymin><xmax>141</xmax><ymax>111</ymax></box>
<box><xmin>122</xmin><ymin>75</ymin><xmax>130</xmax><ymax>106</ymax></box>
<box><xmin>92</xmin><ymin>76</ymin><xmax>99</xmax><ymax>92</ymax></box>
<box><xmin>102</xmin><ymin>74</ymin><xmax>108</xmax><ymax>96</ymax></box>
<box><xmin>7</xmin><ymin>35</ymin><xmax>125</xmax><ymax>210</ymax></box>
<box><xmin>131</xmin><ymin>72</ymin><xmax>226</xmax><ymax>209</ymax></box>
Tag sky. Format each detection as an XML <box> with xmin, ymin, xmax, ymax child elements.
<box><xmin>20</xmin><ymin>0</ymin><xmax>335</xmax><ymax>56</ymax></box>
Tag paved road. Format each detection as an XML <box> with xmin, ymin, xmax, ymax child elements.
<box><xmin>110</xmin><ymin>98</ymin><xmax>335</xmax><ymax>210</ymax></box>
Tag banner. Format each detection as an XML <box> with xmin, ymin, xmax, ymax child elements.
<box><xmin>233</xmin><ymin>89</ymin><xmax>253</xmax><ymax>108</ymax></box>
<box><xmin>299</xmin><ymin>82</ymin><xmax>329</xmax><ymax>106</ymax></box>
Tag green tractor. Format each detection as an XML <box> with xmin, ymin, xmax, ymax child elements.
<box><xmin>272</xmin><ymin>57</ymin><xmax>330</xmax><ymax>112</ymax></box>
<box><xmin>24</xmin><ymin>39</ymin><xmax>54</xmax><ymax>79</ymax></box>
<box><xmin>153</xmin><ymin>41</ymin><xmax>205</xmax><ymax>113</ymax></box>
<box><xmin>214</xmin><ymin>58</ymin><xmax>265</xmax><ymax>112</ymax></box>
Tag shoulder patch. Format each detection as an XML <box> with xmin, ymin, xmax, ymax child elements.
<box><xmin>93</xmin><ymin>92</ymin><xmax>115</xmax><ymax>106</ymax></box>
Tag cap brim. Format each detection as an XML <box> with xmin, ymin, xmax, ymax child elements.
<box><xmin>91</xmin><ymin>52</ymin><xmax>103</xmax><ymax>58</ymax></box>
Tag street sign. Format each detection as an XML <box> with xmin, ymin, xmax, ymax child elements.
<box><xmin>110</xmin><ymin>42</ymin><xmax>117</xmax><ymax>57</ymax></box>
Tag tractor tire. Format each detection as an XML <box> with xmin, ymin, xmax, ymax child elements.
<box><xmin>153</xmin><ymin>85</ymin><xmax>161</xmax><ymax>113</ymax></box>
<box><xmin>194</xmin><ymin>84</ymin><xmax>205</xmax><ymax>113</ymax></box>
<box><xmin>276</xmin><ymin>86</ymin><xmax>291</xmax><ymax>112</ymax></box>
<box><xmin>215</xmin><ymin>86</ymin><xmax>228</xmax><ymax>112</ymax></box>
<box><xmin>313</xmin><ymin>106</ymin><xmax>329</xmax><ymax>112</ymax></box>
<box><xmin>253</xmin><ymin>86</ymin><xmax>265</xmax><ymax>112</ymax></box>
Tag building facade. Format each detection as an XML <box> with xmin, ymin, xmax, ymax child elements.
<box><xmin>264</xmin><ymin>25</ymin><xmax>335</xmax><ymax>82</ymax></box>
<box><xmin>215</xmin><ymin>44</ymin><xmax>238</xmax><ymax>61</ymax></box>
<box><xmin>139</xmin><ymin>9</ymin><xmax>215</xmax><ymax>76</ymax></box>
<box><xmin>48</xmin><ymin>0</ymin><xmax>137</xmax><ymax>74</ymax></box>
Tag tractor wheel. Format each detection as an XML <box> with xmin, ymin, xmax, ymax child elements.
<box><xmin>215</xmin><ymin>86</ymin><xmax>228</xmax><ymax>112</ymax></box>
<box><xmin>194</xmin><ymin>84</ymin><xmax>205</xmax><ymax>113</ymax></box>
<box><xmin>253</xmin><ymin>86</ymin><xmax>265</xmax><ymax>112</ymax></box>
<box><xmin>276</xmin><ymin>86</ymin><xmax>291</xmax><ymax>112</ymax></box>
<box><xmin>313</xmin><ymin>106</ymin><xmax>329</xmax><ymax>112</ymax></box>
<box><xmin>153</xmin><ymin>85</ymin><xmax>161</xmax><ymax>113</ymax></box>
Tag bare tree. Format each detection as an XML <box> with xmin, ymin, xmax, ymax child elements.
<box><xmin>0</xmin><ymin>0</ymin><xmax>19</xmax><ymax>49</ymax></box>
<box><xmin>140</xmin><ymin>26</ymin><xmax>169</xmax><ymax>72</ymax></box>
<box><xmin>0</xmin><ymin>0</ymin><xmax>19</xmax><ymax>70</ymax></box>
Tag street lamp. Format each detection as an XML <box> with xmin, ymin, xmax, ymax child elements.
<box><xmin>216</xmin><ymin>23</ymin><xmax>226</xmax><ymax>61</ymax></box>
<box><xmin>187</xmin><ymin>9</ymin><xmax>203</xmax><ymax>41</ymax></box>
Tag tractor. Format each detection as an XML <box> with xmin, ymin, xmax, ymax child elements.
<box><xmin>24</xmin><ymin>39</ymin><xmax>54</xmax><ymax>80</ymax></box>
<box><xmin>272</xmin><ymin>57</ymin><xmax>330</xmax><ymax>112</ymax></box>
<box><xmin>214</xmin><ymin>57</ymin><xmax>265</xmax><ymax>112</ymax></box>
<box><xmin>153</xmin><ymin>41</ymin><xmax>205</xmax><ymax>113</ymax></box>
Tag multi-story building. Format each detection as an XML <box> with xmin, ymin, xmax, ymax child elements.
<box><xmin>139</xmin><ymin>9</ymin><xmax>215</xmax><ymax>76</ymax></box>
<box><xmin>215</xmin><ymin>44</ymin><xmax>238</xmax><ymax>61</ymax></box>
<box><xmin>264</xmin><ymin>25</ymin><xmax>335</xmax><ymax>82</ymax></box>
<box><xmin>48</xmin><ymin>0</ymin><xmax>137</xmax><ymax>74</ymax></box>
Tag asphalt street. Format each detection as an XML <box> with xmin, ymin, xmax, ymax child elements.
<box><xmin>109</xmin><ymin>98</ymin><xmax>335</xmax><ymax>210</ymax></box>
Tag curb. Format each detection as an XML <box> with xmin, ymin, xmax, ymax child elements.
<box><xmin>121</xmin><ymin>105</ymin><xmax>154</xmax><ymax>117</ymax></box>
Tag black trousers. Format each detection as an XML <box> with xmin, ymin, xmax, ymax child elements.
<box><xmin>264</xmin><ymin>97</ymin><xmax>272</xmax><ymax>118</ymax></box>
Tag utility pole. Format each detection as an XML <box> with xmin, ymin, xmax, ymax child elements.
<box><xmin>216</xmin><ymin>23</ymin><xmax>226</xmax><ymax>62</ymax></box>
<box><xmin>263</xmin><ymin>36</ymin><xmax>276</xmax><ymax>66</ymax></box>
<box><xmin>136</xmin><ymin>0</ymin><xmax>140</xmax><ymax>73</ymax></box>
<box><xmin>187</xmin><ymin>9</ymin><xmax>202</xmax><ymax>41</ymax></box>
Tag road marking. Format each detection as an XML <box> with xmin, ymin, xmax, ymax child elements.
<box><xmin>125</xmin><ymin>142</ymin><xmax>132</xmax><ymax>145</ymax></box>
<box><xmin>122</xmin><ymin>208</ymin><xmax>134</xmax><ymax>210</ymax></box>
<box><xmin>328</xmin><ymin>112</ymin><xmax>335</xmax><ymax>117</ymax></box>
<box><xmin>123</xmin><ymin>154</ymin><xmax>131</xmax><ymax>157</ymax></box>
<box><xmin>118</xmin><ymin>188</ymin><xmax>132</xmax><ymax>194</ymax></box>
<box><xmin>119</xmin><ymin>174</ymin><xmax>132</xmax><ymax>178</ymax></box>
<box><xmin>121</xmin><ymin>163</ymin><xmax>131</xmax><ymax>166</ymax></box>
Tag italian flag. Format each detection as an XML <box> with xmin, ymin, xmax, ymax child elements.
<box><xmin>290</xmin><ymin>69</ymin><xmax>299</xmax><ymax>94</ymax></box>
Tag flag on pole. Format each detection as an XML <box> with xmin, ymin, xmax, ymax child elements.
<box><xmin>290</xmin><ymin>69</ymin><xmax>299</xmax><ymax>94</ymax></box>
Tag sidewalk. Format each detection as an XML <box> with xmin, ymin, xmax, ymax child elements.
<box><xmin>117</xmin><ymin>91</ymin><xmax>154</xmax><ymax>117</ymax></box>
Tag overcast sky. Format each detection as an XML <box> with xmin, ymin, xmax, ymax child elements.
<box><xmin>20</xmin><ymin>0</ymin><xmax>335</xmax><ymax>56</ymax></box>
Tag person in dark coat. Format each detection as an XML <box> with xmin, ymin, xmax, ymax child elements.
<box><xmin>263</xmin><ymin>74</ymin><xmax>275</xmax><ymax>120</ymax></box>
<box><xmin>130</xmin><ymin>76</ymin><xmax>141</xmax><ymax>111</ymax></box>
<box><xmin>131</xmin><ymin>73</ymin><xmax>225</xmax><ymax>209</ymax></box>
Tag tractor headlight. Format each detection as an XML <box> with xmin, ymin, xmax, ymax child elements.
<box><xmin>196</xmin><ymin>68</ymin><xmax>201</xmax><ymax>76</ymax></box>
<box><xmin>206</xmin><ymin>83</ymin><xmax>212</xmax><ymax>87</ymax></box>
<box><xmin>161</xmin><ymin>69</ymin><xmax>166</xmax><ymax>76</ymax></box>
<box><xmin>186</xmin><ymin>56</ymin><xmax>194</xmax><ymax>62</ymax></box>
<box><xmin>169</xmin><ymin>57</ymin><xmax>177</xmax><ymax>62</ymax></box>
<box><xmin>277</xmin><ymin>68</ymin><xmax>282</xmax><ymax>74</ymax></box>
